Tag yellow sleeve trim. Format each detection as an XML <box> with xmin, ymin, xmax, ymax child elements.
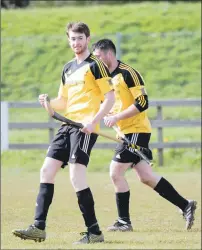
<box><xmin>137</xmin><ymin>95</ymin><xmax>146</xmax><ymax>107</ymax></box>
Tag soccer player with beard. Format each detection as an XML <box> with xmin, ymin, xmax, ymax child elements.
<box><xmin>12</xmin><ymin>22</ymin><xmax>115</xmax><ymax>245</ymax></box>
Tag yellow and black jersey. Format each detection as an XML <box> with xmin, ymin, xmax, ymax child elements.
<box><xmin>110</xmin><ymin>61</ymin><xmax>152</xmax><ymax>134</ymax></box>
<box><xmin>58</xmin><ymin>53</ymin><xmax>113</xmax><ymax>132</ymax></box>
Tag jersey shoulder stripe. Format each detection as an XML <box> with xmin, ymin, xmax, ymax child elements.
<box><xmin>90</xmin><ymin>55</ymin><xmax>108</xmax><ymax>78</ymax></box>
<box><xmin>119</xmin><ymin>62</ymin><xmax>140</xmax><ymax>86</ymax></box>
<box><xmin>119</xmin><ymin>62</ymin><xmax>144</xmax><ymax>86</ymax></box>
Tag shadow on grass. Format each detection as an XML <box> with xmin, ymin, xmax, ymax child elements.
<box><xmin>105</xmin><ymin>240</ymin><xmax>134</xmax><ymax>244</ymax></box>
<box><xmin>134</xmin><ymin>227</ymin><xmax>201</xmax><ymax>233</ymax></box>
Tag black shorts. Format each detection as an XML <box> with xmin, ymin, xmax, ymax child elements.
<box><xmin>47</xmin><ymin>124</ymin><xmax>98</xmax><ymax>168</ymax></box>
<box><xmin>113</xmin><ymin>133</ymin><xmax>153</xmax><ymax>166</ymax></box>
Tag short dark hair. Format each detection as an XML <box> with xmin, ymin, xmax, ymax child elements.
<box><xmin>66</xmin><ymin>22</ymin><xmax>90</xmax><ymax>37</ymax></box>
<box><xmin>92</xmin><ymin>39</ymin><xmax>116</xmax><ymax>55</ymax></box>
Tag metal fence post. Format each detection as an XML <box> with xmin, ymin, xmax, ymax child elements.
<box><xmin>1</xmin><ymin>102</ymin><xmax>9</xmax><ymax>151</ymax></box>
<box><xmin>116</xmin><ymin>32</ymin><xmax>122</xmax><ymax>60</ymax></box>
<box><xmin>157</xmin><ymin>105</ymin><xmax>163</xmax><ymax>166</ymax></box>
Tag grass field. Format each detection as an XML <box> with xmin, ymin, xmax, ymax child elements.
<box><xmin>1</xmin><ymin>168</ymin><xmax>201</xmax><ymax>249</ymax></box>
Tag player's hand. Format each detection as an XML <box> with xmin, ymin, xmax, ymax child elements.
<box><xmin>104</xmin><ymin>115</ymin><xmax>118</xmax><ymax>127</ymax></box>
<box><xmin>81</xmin><ymin>123</ymin><xmax>96</xmax><ymax>135</ymax></box>
<box><xmin>38</xmin><ymin>94</ymin><xmax>49</xmax><ymax>108</ymax></box>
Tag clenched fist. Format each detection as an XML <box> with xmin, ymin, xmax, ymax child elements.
<box><xmin>38</xmin><ymin>94</ymin><xmax>49</xmax><ymax>108</ymax></box>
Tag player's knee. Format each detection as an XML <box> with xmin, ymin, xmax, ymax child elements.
<box><xmin>69</xmin><ymin>163</ymin><xmax>88</xmax><ymax>191</ymax></box>
<box><xmin>139</xmin><ymin>173</ymin><xmax>153</xmax><ymax>186</ymax></box>
<box><xmin>40</xmin><ymin>166</ymin><xmax>55</xmax><ymax>183</ymax></box>
<box><xmin>110</xmin><ymin>170</ymin><xmax>121</xmax><ymax>183</ymax></box>
<box><xmin>70</xmin><ymin>174</ymin><xmax>87</xmax><ymax>191</ymax></box>
<box><xmin>69</xmin><ymin>171</ymin><xmax>81</xmax><ymax>189</ymax></box>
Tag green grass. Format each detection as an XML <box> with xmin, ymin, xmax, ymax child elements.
<box><xmin>1</xmin><ymin>168</ymin><xmax>201</xmax><ymax>249</ymax></box>
<box><xmin>2</xmin><ymin>142</ymin><xmax>201</xmax><ymax>173</ymax></box>
<box><xmin>1</xmin><ymin>2</ymin><xmax>201</xmax><ymax>100</ymax></box>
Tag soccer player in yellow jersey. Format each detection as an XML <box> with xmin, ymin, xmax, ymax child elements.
<box><xmin>92</xmin><ymin>39</ymin><xmax>197</xmax><ymax>232</ymax></box>
<box><xmin>12</xmin><ymin>23</ymin><xmax>115</xmax><ymax>244</ymax></box>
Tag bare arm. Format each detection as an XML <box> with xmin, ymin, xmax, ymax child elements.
<box><xmin>92</xmin><ymin>90</ymin><xmax>115</xmax><ymax>125</ymax></box>
<box><xmin>81</xmin><ymin>90</ymin><xmax>115</xmax><ymax>134</ymax></box>
<box><xmin>104</xmin><ymin>94</ymin><xmax>148</xmax><ymax>127</ymax></box>
<box><xmin>115</xmin><ymin>93</ymin><xmax>149</xmax><ymax>121</ymax></box>
<box><xmin>115</xmin><ymin>104</ymin><xmax>140</xmax><ymax>121</ymax></box>
<box><xmin>50</xmin><ymin>95</ymin><xmax>67</xmax><ymax>111</ymax></box>
<box><xmin>38</xmin><ymin>94</ymin><xmax>67</xmax><ymax>111</ymax></box>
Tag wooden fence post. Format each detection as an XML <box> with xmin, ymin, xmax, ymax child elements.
<box><xmin>157</xmin><ymin>105</ymin><xmax>163</xmax><ymax>166</ymax></box>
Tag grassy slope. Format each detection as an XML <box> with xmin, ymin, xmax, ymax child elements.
<box><xmin>1</xmin><ymin>2</ymin><xmax>201</xmax><ymax>100</ymax></box>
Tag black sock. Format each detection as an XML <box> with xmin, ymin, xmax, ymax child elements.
<box><xmin>116</xmin><ymin>191</ymin><xmax>130</xmax><ymax>222</ymax></box>
<box><xmin>76</xmin><ymin>187</ymin><xmax>101</xmax><ymax>235</ymax></box>
<box><xmin>154</xmin><ymin>177</ymin><xmax>189</xmax><ymax>211</ymax></box>
<box><xmin>34</xmin><ymin>183</ymin><xmax>54</xmax><ymax>230</ymax></box>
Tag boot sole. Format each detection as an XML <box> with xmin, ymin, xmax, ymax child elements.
<box><xmin>12</xmin><ymin>231</ymin><xmax>45</xmax><ymax>242</ymax></box>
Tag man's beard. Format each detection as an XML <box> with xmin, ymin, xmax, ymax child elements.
<box><xmin>74</xmin><ymin>44</ymin><xmax>88</xmax><ymax>55</ymax></box>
